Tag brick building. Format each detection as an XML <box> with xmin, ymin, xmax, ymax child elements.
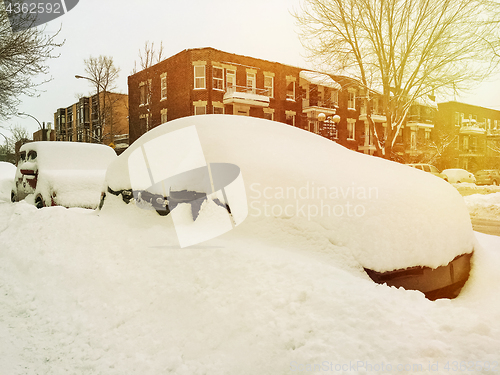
<box><xmin>435</xmin><ymin>101</ymin><xmax>500</xmax><ymax>172</ymax></box>
<box><xmin>128</xmin><ymin>47</ymin><xmax>436</xmax><ymax>159</ymax></box>
<box><xmin>54</xmin><ymin>92</ymin><xmax>129</xmax><ymax>152</ymax></box>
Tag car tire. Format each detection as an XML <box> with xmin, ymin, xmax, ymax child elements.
<box><xmin>11</xmin><ymin>191</ymin><xmax>16</xmax><ymax>203</ymax></box>
<box><xmin>493</xmin><ymin>180</ymin><xmax>498</xmax><ymax>186</ymax></box>
<box><xmin>35</xmin><ymin>195</ymin><xmax>45</xmax><ymax>209</ymax></box>
<box><xmin>98</xmin><ymin>192</ymin><xmax>106</xmax><ymax>210</ymax></box>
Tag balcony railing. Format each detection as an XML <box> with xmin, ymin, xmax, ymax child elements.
<box><xmin>223</xmin><ymin>85</ymin><xmax>270</xmax><ymax>107</ymax></box>
<box><xmin>487</xmin><ymin>129</ymin><xmax>500</xmax><ymax>136</ymax></box>
<box><xmin>225</xmin><ymin>84</ymin><xmax>270</xmax><ymax>96</ymax></box>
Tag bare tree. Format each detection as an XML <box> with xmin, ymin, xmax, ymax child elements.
<box><xmin>81</xmin><ymin>56</ymin><xmax>120</xmax><ymax>145</ymax></box>
<box><xmin>294</xmin><ymin>0</ymin><xmax>500</xmax><ymax>159</ymax></box>
<box><xmin>131</xmin><ymin>41</ymin><xmax>165</xmax><ymax>135</ymax></box>
<box><xmin>0</xmin><ymin>2</ymin><xmax>63</xmax><ymax>120</ymax></box>
<box><xmin>0</xmin><ymin>124</ymin><xmax>30</xmax><ymax>162</ymax></box>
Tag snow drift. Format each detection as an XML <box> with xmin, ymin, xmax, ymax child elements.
<box><xmin>102</xmin><ymin>115</ymin><xmax>475</xmax><ymax>272</ymax></box>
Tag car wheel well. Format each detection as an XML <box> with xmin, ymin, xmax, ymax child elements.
<box><xmin>34</xmin><ymin>194</ymin><xmax>45</xmax><ymax>209</ymax></box>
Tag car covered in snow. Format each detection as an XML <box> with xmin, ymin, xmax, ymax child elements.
<box><xmin>406</xmin><ymin>163</ymin><xmax>447</xmax><ymax>180</ymax></box>
<box><xmin>99</xmin><ymin>115</ymin><xmax>475</xmax><ymax>300</ymax></box>
<box><xmin>475</xmin><ymin>169</ymin><xmax>500</xmax><ymax>186</ymax></box>
<box><xmin>0</xmin><ymin>161</ymin><xmax>16</xmax><ymax>202</ymax></box>
<box><xmin>441</xmin><ymin>168</ymin><xmax>476</xmax><ymax>184</ymax></box>
<box><xmin>12</xmin><ymin>141</ymin><xmax>117</xmax><ymax>209</ymax></box>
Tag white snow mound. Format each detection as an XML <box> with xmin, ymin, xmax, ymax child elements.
<box><xmin>104</xmin><ymin>115</ymin><xmax>475</xmax><ymax>272</ymax></box>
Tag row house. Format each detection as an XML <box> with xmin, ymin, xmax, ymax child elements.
<box><xmin>128</xmin><ymin>47</ymin><xmax>364</xmax><ymax>150</ymax></box>
<box><xmin>128</xmin><ymin>47</ymin><xmax>435</xmax><ymax>159</ymax></box>
<box><xmin>394</xmin><ymin>96</ymin><xmax>438</xmax><ymax>163</ymax></box>
<box><xmin>54</xmin><ymin>92</ymin><xmax>129</xmax><ymax>153</ymax></box>
<box><xmin>435</xmin><ymin>101</ymin><xmax>500</xmax><ymax>172</ymax></box>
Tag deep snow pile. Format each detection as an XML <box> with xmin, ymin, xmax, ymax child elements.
<box><xmin>0</xmin><ymin>161</ymin><xmax>16</xmax><ymax>202</ymax></box>
<box><xmin>456</xmin><ymin>184</ymin><xmax>500</xmax><ymax>197</ymax></box>
<box><xmin>105</xmin><ymin>115</ymin><xmax>475</xmax><ymax>272</ymax></box>
<box><xmin>0</xmin><ymin>201</ymin><xmax>500</xmax><ymax>375</ymax></box>
<box><xmin>464</xmin><ymin>192</ymin><xmax>500</xmax><ymax>220</ymax></box>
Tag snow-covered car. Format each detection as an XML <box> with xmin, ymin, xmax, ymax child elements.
<box><xmin>0</xmin><ymin>161</ymin><xmax>16</xmax><ymax>202</ymax></box>
<box><xmin>12</xmin><ymin>141</ymin><xmax>117</xmax><ymax>209</ymax></box>
<box><xmin>406</xmin><ymin>163</ymin><xmax>447</xmax><ymax>180</ymax></box>
<box><xmin>475</xmin><ymin>169</ymin><xmax>500</xmax><ymax>186</ymax></box>
<box><xmin>99</xmin><ymin>115</ymin><xmax>475</xmax><ymax>300</ymax></box>
<box><xmin>441</xmin><ymin>168</ymin><xmax>476</xmax><ymax>184</ymax></box>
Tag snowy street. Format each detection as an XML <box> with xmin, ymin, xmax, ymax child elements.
<box><xmin>0</xmin><ymin>189</ymin><xmax>499</xmax><ymax>374</ymax></box>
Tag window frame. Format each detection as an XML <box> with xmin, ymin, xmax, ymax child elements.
<box><xmin>160</xmin><ymin>74</ymin><xmax>167</xmax><ymax>100</ymax></box>
<box><xmin>194</xmin><ymin>65</ymin><xmax>206</xmax><ymax>90</ymax></box>
<box><xmin>264</xmin><ymin>75</ymin><xmax>274</xmax><ymax>98</ymax></box>
<box><xmin>246</xmin><ymin>72</ymin><xmax>256</xmax><ymax>94</ymax></box>
<box><xmin>347</xmin><ymin>119</ymin><xmax>356</xmax><ymax>140</ymax></box>
<box><xmin>194</xmin><ymin>104</ymin><xmax>207</xmax><ymax>115</ymax></box>
<box><xmin>348</xmin><ymin>90</ymin><xmax>356</xmax><ymax>110</ymax></box>
<box><xmin>213</xmin><ymin>66</ymin><xmax>224</xmax><ymax>91</ymax></box>
<box><xmin>286</xmin><ymin>79</ymin><xmax>295</xmax><ymax>101</ymax></box>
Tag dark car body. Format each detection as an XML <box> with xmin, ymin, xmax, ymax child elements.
<box><xmin>475</xmin><ymin>170</ymin><xmax>500</xmax><ymax>186</ymax></box>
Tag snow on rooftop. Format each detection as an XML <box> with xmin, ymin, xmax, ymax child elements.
<box><xmin>299</xmin><ymin>70</ymin><xmax>342</xmax><ymax>90</ymax></box>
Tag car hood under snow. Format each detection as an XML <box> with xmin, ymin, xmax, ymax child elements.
<box><xmin>103</xmin><ymin>115</ymin><xmax>475</xmax><ymax>273</ymax></box>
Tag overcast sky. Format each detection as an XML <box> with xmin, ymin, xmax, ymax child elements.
<box><xmin>3</xmin><ymin>0</ymin><xmax>500</xmax><ymax>137</ymax></box>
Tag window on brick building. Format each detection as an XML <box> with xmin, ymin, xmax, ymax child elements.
<box><xmin>285</xmin><ymin>112</ymin><xmax>295</xmax><ymax>126</ymax></box>
<box><xmin>213</xmin><ymin>67</ymin><xmax>224</xmax><ymax>90</ymax></box>
<box><xmin>264</xmin><ymin>75</ymin><xmax>274</xmax><ymax>98</ymax></box>
<box><xmin>331</xmin><ymin>90</ymin><xmax>339</xmax><ymax>106</ymax></box>
<box><xmin>348</xmin><ymin>90</ymin><xmax>356</xmax><ymax>110</ymax></box>
<box><xmin>347</xmin><ymin>119</ymin><xmax>356</xmax><ymax>140</ymax></box>
<box><xmin>213</xmin><ymin>106</ymin><xmax>224</xmax><ymax>114</ymax></box>
<box><xmin>410</xmin><ymin>131</ymin><xmax>417</xmax><ymax>149</ymax></box>
<box><xmin>161</xmin><ymin>109</ymin><xmax>168</xmax><ymax>124</ymax></box>
<box><xmin>161</xmin><ymin>75</ymin><xmax>167</xmax><ymax>100</ymax></box>
<box><xmin>463</xmin><ymin>136</ymin><xmax>469</xmax><ymax>151</ymax></box>
<box><xmin>264</xmin><ymin>108</ymin><xmax>274</xmax><ymax>121</ymax></box>
<box><xmin>139</xmin><ymin>81</ymin><xmax>150</xmax><ymax>105</ymax></box>
<box><xmin>247</xmin><ymin>72</ymin><xmax>256</xmax><ymax>94</ymax></box>
<box><xmin>194</xmin><ymin>65</ymin><xmax>206</xmax><ymax>89</ymax></box>
<box><xmin>194</xmin><ymin>105</ymin><xmax>206</xmax><ymax>115</ymax></box>
<box><xmin>286</xmin><ymin>78</ymin><xmax>295</xmax><ymax>101</ymax></box>
<box><xmin>372</xmin><ymin>98</ymin><xmax>379</xmax><ymax>114</ymax></box>
<box><xmin>226</xmin><ymin>69</ymin><xmax>236</xmax><ymax>93</ymax></box>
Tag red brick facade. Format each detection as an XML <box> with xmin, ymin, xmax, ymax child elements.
<box><xmin>127</xmin><ymin>47</ymin><xmax>437</xmax><ymax>161</ymax></box>
<box><xmin>128</xmin><ymin>48</ymin><xmax>367</xmax><ymax>148</ymax></box>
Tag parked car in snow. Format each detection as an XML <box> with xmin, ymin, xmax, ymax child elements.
<box><xmin>406</xmin><ymin>163</ymin><xmax>448</xmax><ymax>180</ymax></box>
<box><xmin>12</xmin><ymin>142</ymin><xmax>116</xmax><ymax>209</ymax></box>
<box><xmin>99</xmin><ymin>115</ymin><xmax>475</xmax><ymax>300</ymax></box>
<box><xmin>441</xmin><ymin>168</ymin><xmax>476</xmax><ymax>184</ymax></box>
<box><xmin>0</xmin><ymin>161</ymin><xmax>16</xmax><ymax>202</ymax></box>
<box><xmin>475</xmin><ymin>169</ymin><xmax>500</xmax><ymax>186</ymax></box>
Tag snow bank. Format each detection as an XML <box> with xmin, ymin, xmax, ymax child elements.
<box><xmin>0</xmin><ymin>201</ymin><xmax>499</xmax><ymax>374</ymax></box>
<box><xmin>105</xmin><ymin>115</ymin><xmax>474</xmax><ymax>272</ymax></box>
<box><xmin>0</xmin><ymin>161</ymin><xmax>16</xmax><ymax>202</ymax></box>
<box><xmin>464</xmin><ymin>192</ymin><xmax>500</xmax><ymax>220</ymax></box>
<box><xmin>37</xmin><ymin>170</ymin><xmax>108</xmax><ymax>209</ymax></box>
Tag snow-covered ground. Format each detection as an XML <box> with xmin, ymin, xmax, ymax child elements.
<box><xmin>1</xmin><ymin>199</ymin><xmax>500</xmax><ymax>375</ymax></box>
<box><xmin>463</xmin><ymin>191</ymin><xmax>500</xmax><ymax>221</ymax></box>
